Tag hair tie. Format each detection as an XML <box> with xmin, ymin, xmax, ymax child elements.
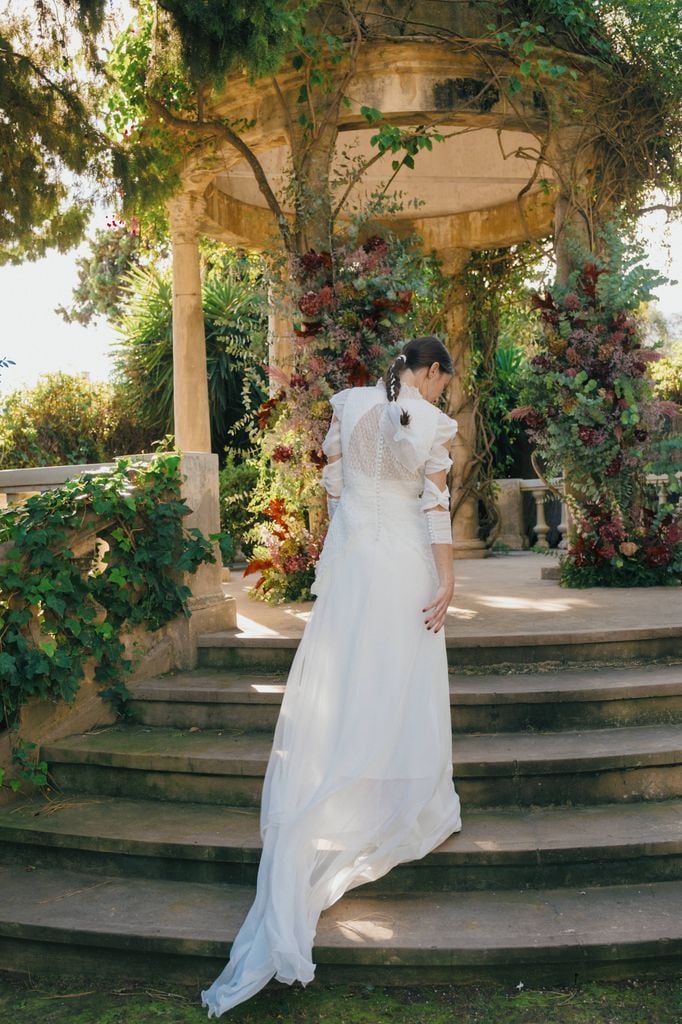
<box><xmin>396</xmin><ymin>353</ymin><xmax>407</xmax><ymax>363</ymax></box>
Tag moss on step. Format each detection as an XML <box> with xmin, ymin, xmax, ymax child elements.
<box><xmin>1</xmin><ymin>975</ymin><xmax>681</xmax><ymax>1024</ymax></box>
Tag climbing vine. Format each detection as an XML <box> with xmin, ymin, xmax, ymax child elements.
<box><xmin>0</xmin><ymin>454</ymin><xmax>218</xmax><ymax>730</ymax></box>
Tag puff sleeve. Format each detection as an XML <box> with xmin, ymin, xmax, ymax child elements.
<box><xmin>424</xmin><ymin>411</ymin><xmax>458</xmax><ymax>477</ymax></box>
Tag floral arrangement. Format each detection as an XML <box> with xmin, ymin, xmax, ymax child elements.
<box><xmin>511</xmin><ymin>228</ymin><xmax>681</xmax><ymax>587</ymax></box>
<box><xmin>244</xmin><ymin>232</ymin><xmax>426</xmax><ymax>603</ymax></box>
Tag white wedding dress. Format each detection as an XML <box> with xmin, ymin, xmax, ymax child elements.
<box><xmin>201</xmin><ymin>377</ymin><xmax>462</xmax><ymax>1017</ymax></box>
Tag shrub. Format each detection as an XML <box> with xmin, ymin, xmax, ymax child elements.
<box><xmin>218</xmin><ymin>451</ymin><xmax>260</xmax><ymax>559</ymax></box>
<box><xmin>0</xmin><ymin>372</ymin><xmax>155</xmax><ymax>469</ymax></box>
<box><xmin>511</xmin><ymin>222</ymin><xmax>681</xmax><ymax>587</ymax></box>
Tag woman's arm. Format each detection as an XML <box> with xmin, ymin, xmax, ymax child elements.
<box><xmin>420</xmin><ymin>468</ymin><xmax>454</xmax><ymax>633</ymax></box>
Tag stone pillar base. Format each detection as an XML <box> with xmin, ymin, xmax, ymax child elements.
<box><xmin>453</xmin><ymin>539</ymin><xmax>488</xmax><ymax>559</ymax></box>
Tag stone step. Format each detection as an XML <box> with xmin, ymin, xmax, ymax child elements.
<box><xmin>1</xmin><ymin>863</ymin><xmax>681</xmax><ymax>986</ymax></box>
<box><xmin>42</xmin><ymin>723</ymin><xmax>682</xmax><ymax>808</ymax></box>
<box><xmin>2</xmin><ymin>795</ymin><xmax>682</xmax><ymax>893</ymax></box>
<box><xmin>128</xmin><ymin>664</ymin><xmax>682</xmax><ymax>733</ymax></box>
<box><xmin>196</xmin><ymin>626</ymin><xmax>682</xmax><ymax>671</ymax></box>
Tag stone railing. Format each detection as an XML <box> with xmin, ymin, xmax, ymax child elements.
<box><xmin>0</xmin><ymin>457</ymin><xmax>157</xmax><ymax>508</ymax></box>
<box><xmin>495</xmin><ymin>471</ymin><xmax>682</xmax><ymax>551</ymax></box>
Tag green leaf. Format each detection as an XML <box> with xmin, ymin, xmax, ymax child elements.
<box><xmin>360</xmin><ymin>105</ymin><xmax>383</xmax><ymax>123</ymax></box>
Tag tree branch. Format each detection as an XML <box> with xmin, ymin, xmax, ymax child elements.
<box><xmin>635</xmin><ymin>203</ymin><xmax>682</xmax><ymax>216</ymax></box>
<box><xmin>147</xmin><ymin>95</ymin><xmax>291</xmax><ymax>248</ymax></box>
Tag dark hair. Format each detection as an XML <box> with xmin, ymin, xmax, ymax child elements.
<box><xmin>382</xmin><ymin>336</ymin><xmax>454</xmax><ymax>426</ymax></box>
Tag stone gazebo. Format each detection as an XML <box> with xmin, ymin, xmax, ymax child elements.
<box><xmin>166</xmin><ymin>4</ymin><xmax>599</xmax><ymax>559</ymax></box>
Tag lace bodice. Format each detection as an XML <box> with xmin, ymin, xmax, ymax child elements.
<box><xmin>320</xmin><ymin>377</ymin><xmax>457</xmax><ymax>509</ymax></box>
<box><xmin>311</xmin><ymin>377</ymin><xmax>458</xmax><ymax>596</ymax></box>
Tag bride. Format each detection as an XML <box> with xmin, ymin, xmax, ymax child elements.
<box><xmin>201</xmin><ymin>335</ymin><xmax>462</xmax><ymax>1017</ymax></box>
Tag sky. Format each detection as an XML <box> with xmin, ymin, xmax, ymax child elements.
<box><xmin>0</xmin><ymin>205</ymin><xmax>679</xmax><ymax>400</ymax></box>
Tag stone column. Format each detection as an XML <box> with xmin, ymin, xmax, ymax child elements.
<box><xmin>440</xmin><ymin>248</ymin><xmax>487</xmax><ymax>560</ymax></box>
<box><xmin>267</xmin><ymin>282</ymin><xmax>295</xmax><ymax>398</ymax></box>
<box><xmin>168</xmin><ymin>192</ymin><xmax>211</xmax><ymax>453</ymax></box>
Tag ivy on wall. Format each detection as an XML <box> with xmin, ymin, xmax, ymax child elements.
<box><xmin>0</xmin><ymin>454</ymin><xmax>217</xmax><ymax>730</ymax></box>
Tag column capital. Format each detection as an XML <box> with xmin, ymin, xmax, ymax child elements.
<box><xmin>168</xmin><ymin>191</ymin><xmax>207</xmax><ymax>244</ymax></box>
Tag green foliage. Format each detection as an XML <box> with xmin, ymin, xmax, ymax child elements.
<box><xmin>157</xmin><ymin>0</ymin><xmax>318</xmax><ymax>86</ymax></box>
<box><xmin>0</xmin><ymin>14</ymin><xmax>105</xmax><ymax>263</ymax></box>
<box><xmin>466</xmin><ymin>246</ymin><xmax>542</xmax><ymax>481</ymax></box>
<box><xmin>218</xmin><ymin>452</ymin><xmax>260</xmax><ymax>559</ymax></box>
<box><xmin>112</xmin><ymin>255</ymin><xmax>268</xmax><ymax>459</ymax></box>
<box><xmin>0</xmin><ymin>372</ymin><xmax>155</xmax><ymax>470</ymax></box>
<box><xmin>650</xmin><ymin>342</ymin><xmax>682</xmax><ymax>403</ymax></box>
<box><xmin>56</xmin><ymin>224</ymin><xmax>148</xmax><ymax>326</ymax></box>
<box><xmin>104</xmin><ymin>2</ymin><xmax>185</xmax><ymax>217</ymax></box>
<box><xmin>512</xmin><ymin>220</ymin><xmax>681</xmax><ymax>586</ymax></box>
<box><xmin>490</xmin><ymin>2</ymin><xmax>682</xmax><ymax>208</ymax></box>
<box><xmin>0</xmin><ymin>454</ymin><xmax>217</xmax><ymax>731</ymax></box>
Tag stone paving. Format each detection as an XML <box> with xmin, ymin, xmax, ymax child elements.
<box><xmin>225</xmin><ymin>552</ymin><xmax>682</xmax><ymax>641</ymax></box>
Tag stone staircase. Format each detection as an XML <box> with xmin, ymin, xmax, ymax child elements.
<box><xmin>1</xmin><ymin>630</ymin><xmax>682</xmax><ymax>988</ymax></box>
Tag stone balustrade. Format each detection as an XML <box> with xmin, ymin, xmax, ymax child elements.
<box><xmin>0</xmin><ymin>457</ymin><xmax>157</xmax><ymax>508</ymax></box>
<box><xmin>495</xmin><ymin>472</ymin><xmax>682</xmax><ymax>551</ymax></box>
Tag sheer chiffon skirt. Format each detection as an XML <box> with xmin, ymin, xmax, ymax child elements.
<box><xmin>201</xmin><ymin>526</ymin><xmax>462</xmax><ymax>1018</ymax></box>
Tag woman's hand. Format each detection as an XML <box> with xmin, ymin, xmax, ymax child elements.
<box><xmin>422</xmin><ymin>579</ymin><xmax>454</xmax><ymax>633</ymax></box>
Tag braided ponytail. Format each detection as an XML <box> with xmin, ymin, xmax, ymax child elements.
<box><xmin>386</xmin><ymin>353</ymin><xmax>408</xmax><ymax>420</ymax></box>
<box><xmin>381</xmin><ymin>337</ymin><xmax>454</xmax><ymax>428</ymax></box>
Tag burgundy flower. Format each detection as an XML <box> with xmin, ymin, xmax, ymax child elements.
<box><xmin>298</xmin><ymin>291</ymin><xmax>323</xmax><ymax>317</ymax></box>
<box><xmin>530</xmin><ymin>354</ymin><xmax>551</xmax><ymax>370</ymax></box>
<box><xmin>363</xmin><ymin>235</ymin><xmax>389</xmax><ymax>255</ymax></box>
<box><xmin>273</xmin><ymin>445</ymin><xmax>294</xmax><ymax>463</ymax></box>
<box><xmin>526</xmin><ymin>410</ymin><xmax>547</xmax><ymax>431</ymax></box>
<box><xmin>577</xmin><ymin>426</ymin><xmax>602</xmax><ymax>447</ymax></box>
<box><xmin>664</xmin><ymin>521</ymin><xmax>682</xmax><ymax>546</ymax></box>
<box><xmin>563</xmin><ymin>292</ymin><xmax>581</xmax><ymax>310</ymax></box>
<box><xmin>643</xmin><ymin>543</ymin><xmax>672</xmax><ymax>568</ymax></box>
<box><xmin>299</xmin><ymin>250</ymin><xmax>332</xmax><ymax>274</ymax></box>
<box><xmin>294</xmin><ymin>322</ymin><xmax>322</xmax><ymax>338</ymax></box>
<box><xmin>599</xmin><ymin>519</ymin><xmax>625</xmax><ymax>543</ymax></box>
<box><xmin>309</xmin><ymin>447</ymin><xmax>326</xmax><ymax>468</ymax></box>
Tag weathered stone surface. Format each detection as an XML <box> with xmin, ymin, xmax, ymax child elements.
<box><xmin>2</xmin><ymin>865</ymin><xmax>682</xmax><ymax>986</ymax></box>
<box><xmin>2</xmin><ymin>796</ymin><xmax>682</xmax><ymax>892</ymax></box>
<box><xmin>42</xmin><ymin>720</ymin><xmax>682</xmax><ymax>808</ymax></box>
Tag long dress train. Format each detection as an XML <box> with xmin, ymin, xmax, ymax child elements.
<box><xmin>201</xmin><ymin>377</ymin><xmax>462</xmax><ymax>1017</ymax></box>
